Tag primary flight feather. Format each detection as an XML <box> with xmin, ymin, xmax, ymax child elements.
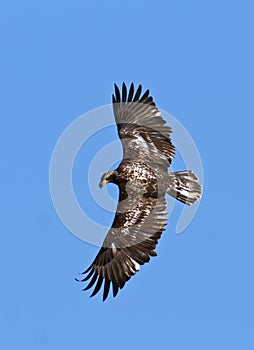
<box><xmin>77</xmin><ymin>83</ymin><xmax>202</xmax><ymax>301</ymax></box>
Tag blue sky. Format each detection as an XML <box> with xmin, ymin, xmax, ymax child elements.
<box><xmin>1</xmin><ymin>1</ymin><xmax>254</xmax><ymax>349</ymax></box>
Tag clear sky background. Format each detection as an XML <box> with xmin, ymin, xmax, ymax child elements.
<box><xmin>1</xmin><ymin>1</ymin><xmax>254</xmax><ymax>349</ymax></box>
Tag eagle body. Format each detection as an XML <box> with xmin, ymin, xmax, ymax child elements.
<box><xmin>109</xmin><ymin>160</ymin><xmax>163</xmax><ymax>199</ymax></box>
<box><xmin>77</xmin><ymin>83</ymin><xmax>202</xmax><ymax>301</ymax></box>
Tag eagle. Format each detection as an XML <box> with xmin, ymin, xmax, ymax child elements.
<box><xmin>76</xmin><ymin>83</ymin><xmax>202</xmax><ymax>301</ymax></box>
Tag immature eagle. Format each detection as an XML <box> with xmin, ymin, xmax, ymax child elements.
<box><xmin>77</xmin><ymin>83</ymin><xmax>202</xmax><ymax>301</ymax></box>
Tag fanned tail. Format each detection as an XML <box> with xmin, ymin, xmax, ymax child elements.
<box><xmin>167</xmin><ymin>171</ymin><xmax>202</xmax><ymax>205</ymax></box>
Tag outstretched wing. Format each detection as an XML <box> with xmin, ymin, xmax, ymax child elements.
<box><xmin>112</xmin><ymin>82</ymin><xmax>175</xmax><ymax>167</ymax></box>
<box><xmin>77</xmin><ymin>83</ymin><xmax>172</xmax><ymax>300</ymax></box>
<box><xmin>78</xmin><ymin>193</ymin><xmax>168</xmax><ymax>301</ymax></box>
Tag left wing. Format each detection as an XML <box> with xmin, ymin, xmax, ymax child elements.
<box><xmin>113</xmin><ymin>82</ymin><xmax>175</xmax><ymax>168</ymax></box>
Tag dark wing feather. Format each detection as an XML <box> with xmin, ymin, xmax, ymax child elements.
<box><xmin>77</xmin><ymin>83</ymin><xmax>172</xmax><ymax>300</ymax></box>
<box><xmin>79</xmin><ymin>194</ymin><xmax>168</xmax><ymax>301</ymax></box>
<box><xmin>112</xmin><ymin>83</ymin><xmax>175</xmax><ymax>167</ymax></box>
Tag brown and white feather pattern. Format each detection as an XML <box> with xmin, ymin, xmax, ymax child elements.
<box><xmin>113</xmin><ymin>82</ymin><xmax>175</xmax><ymax>167</ymax></box>
<box><xmin>79</xmin><ymin>158</ymin><xmax>168</xmax><ymax>301</ymax></box>
<box><xmin>81</xmin><ymin>196</ymin><xmax>168</xmax><ymax>301</ymax></box>
<box><xmin>77</xmin><ymin>83</ymin><xmax>202</xmax><ymax>301</ymax></box>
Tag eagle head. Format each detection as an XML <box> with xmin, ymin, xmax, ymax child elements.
<box><xmin>99</xmin><ymin>171</ymin><xmax>117</xmax><ymax>188</ymax></box>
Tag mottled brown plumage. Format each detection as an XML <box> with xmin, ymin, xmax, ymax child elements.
<box><xmin>77</xmin><ymin>83</ymin><xmax>202</xmax><ymax>301</ymax></box>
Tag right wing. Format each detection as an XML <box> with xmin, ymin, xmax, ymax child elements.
<box><xmin>78</xmin><ymin>195</ymin><xmax>168</xmax><ymax>301</ymax></box>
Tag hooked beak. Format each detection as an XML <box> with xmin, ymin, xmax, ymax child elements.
<box><xmin>99</xmin><ymin>179</ymin><xmax>108</xmax><ymax>189</ymax></box>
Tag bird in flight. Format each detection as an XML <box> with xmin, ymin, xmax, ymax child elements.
<box><xmin>76</xmin><ymin>83</ymin><xmax>202</xmax><ymax>301</ymax></box>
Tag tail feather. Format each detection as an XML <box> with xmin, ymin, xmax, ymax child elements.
<box><xmin>167</xmin><ymin>170</ymin><xmax>202</xmax><ymax>205</ymax></box>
